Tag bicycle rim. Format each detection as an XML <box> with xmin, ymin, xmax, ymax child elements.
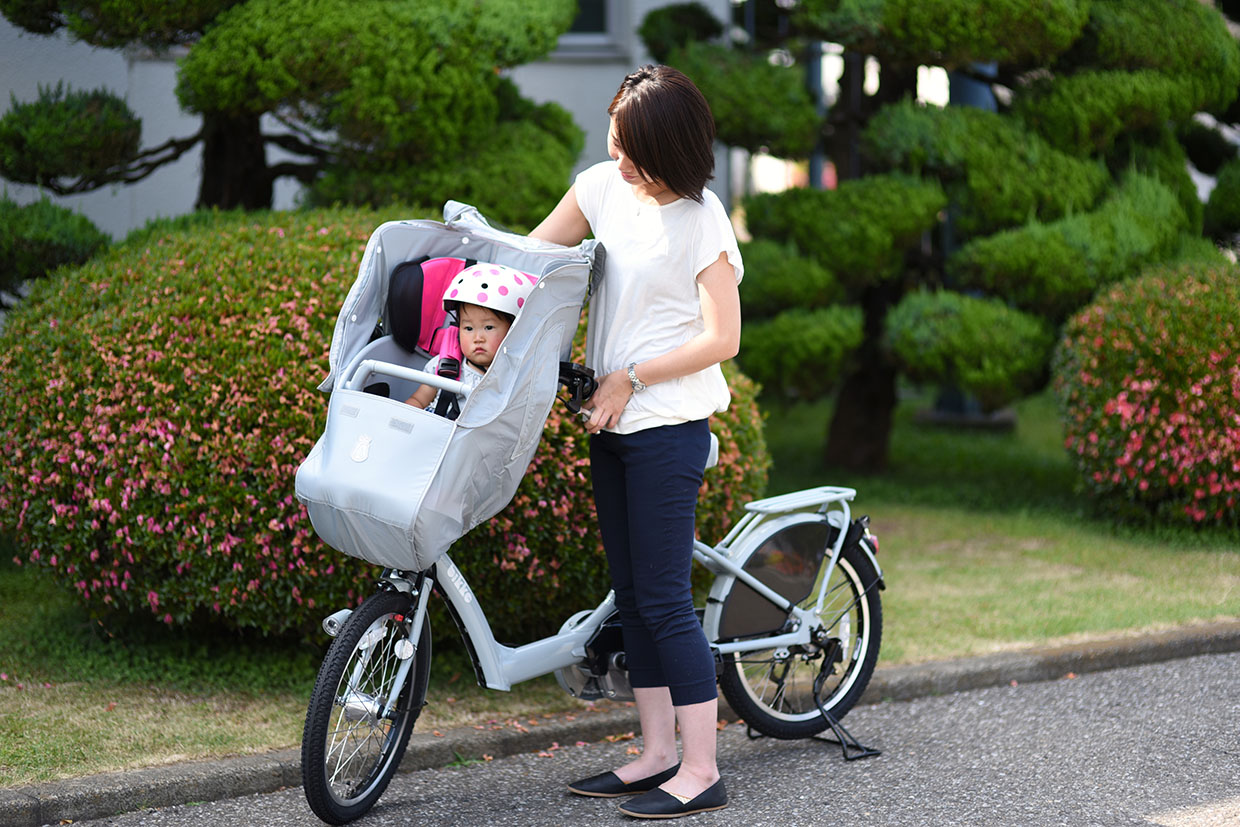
<box><xmin>303</xmin><ymin>590</ymin><xmax>429</xmax><ymax>823</ymax></box>
<box><xmin>721</xmin><ymin>540</ymin><xmax>880</xmax><ymax>738</ymax></box>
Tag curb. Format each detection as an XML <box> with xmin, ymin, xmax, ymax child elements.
<box><xmin>4</xmin><ymin>620</ymin><xmax>1239</xmax><ymax>827</ymax></box>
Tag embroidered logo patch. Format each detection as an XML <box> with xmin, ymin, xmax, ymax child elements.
<box><xmin>350</xmin><ymin>434</ymin><xmax>372</xmax><ymax>463</ymax></box>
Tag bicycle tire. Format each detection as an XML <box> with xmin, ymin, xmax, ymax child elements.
<box><xmin>302</xmin><ymin>589</ymin><xmax>431</xmax><ymax>824</ymax></box>
<box><xmin>716</xmin><ymin>518</ymin><xmax>882</xmax><ymax>740</ymax></box>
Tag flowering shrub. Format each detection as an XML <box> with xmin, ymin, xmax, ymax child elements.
<box><xmin>1052</xmin><ymin>260</ymin><xmax>1240</xmax><ymax>529</ymax></box>
<box><xmin>0</xmin><ymin>209</ymin><xmax>770</xmax><ymax>639</ymax></box>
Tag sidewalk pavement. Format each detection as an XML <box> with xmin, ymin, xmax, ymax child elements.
<box><xmin>4</xmin><ymin>619</ymin><xmax>1240</xmax><ymax>827</ymax></box>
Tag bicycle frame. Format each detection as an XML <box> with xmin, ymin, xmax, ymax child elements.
<box><xmin>346</xmin><ymin>486</ymin><xmax>880</xmax><ymax>706</ymax></box>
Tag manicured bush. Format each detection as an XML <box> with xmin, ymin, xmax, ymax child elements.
<box><xmin>863</xmin><ymin>99</ymin><xmax>1109</xmax><ymax>239</ymax></box>
<box><xmin>1055</xmin><ymin>0</ymin><xmax>1240</xmax><ymax>114</ymax></box>
<box><xmin>0</xmin><ymin>197</ymin><xmax>110</xmax><ymax>299</ymax></box>
<box><xmin>885</xmin><ymin>289</ymin><xmax>1055</xmax><ymax>411</ymax></box>
<box><xmin>1016</xmin><ymin>0</ymin><xmax>1240</xmax><ymax>154</ymax></box>
<box><xmin>670</xmin><ymin>41</ymin><xmax>821</xmax><ymax>159</ymax></box>
<box><xmin>798</xmin><ymin>0</ymin><xmax>1088</xmax><ymax>66</ymax></box>
<box><xmin>1204</xmin><ymin>158</ymin><xmax>1240</xmax><ymax>241</ymax></box>
<box><xmin>0</xmin><ymin>209</ymin><xmax>770</xmax><ymax>639</ymax></box>
<box><xmin>0</xmin><ymin>82</ymin><xmax>140</xmax><ymax>188</ymax></box>
<box><xmin>308</xmin><ymin>78</ymin><xmax>582</xmax><ymax>229</ymax></box>
<box><xmin>1053</xmin><ymin>260</ymin><xmax>1240</xmax><ymax>529</ymax></box>
<box><xmin>738</xmin><ymin>305</ymin><xmax>864</xmax><ymax>400</ymax></box>
<box><xmin>744</xmin><ymin>174</ymin><xmax>947</xmax><ymax>287</ymax></box>
<box><xmin>1013</xmin><ymin>70</ymin><xmax>1190</xmax><ymax>156</ymax></box>
<box><xmin>1108</xmin><ymin>128</ymin><xmax>1202</xmax><ymax>234</ymax></box>
<box><xmin>738</xmin><ymin>238</ymin><xmax>840</xmax><ymax>321</ymax></box>
<box><xmin>880</xmin><ymin>0</ymin><xmax>1089</xmax><ymax>66</ymax></box>
<box><xmin>638</xmin><ymin>1</ymin><xmax>724</xmax><ymax>63</ymax></box>
<box><xmin>947</xmin><ymin>174</ymin><xmax>1188</xmax><ymax>321</ymax></box>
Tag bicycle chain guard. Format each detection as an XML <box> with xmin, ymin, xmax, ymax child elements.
<box><xmin>552</xmin><ymin>610</ymin><xmax>635</xmax><ymax>703</ymax></box>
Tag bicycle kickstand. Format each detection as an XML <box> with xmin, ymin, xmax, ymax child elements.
<box><xmin>812</xmin><ymin>648</ymin><xmax>881</xmax><ymax>761</ymax></box>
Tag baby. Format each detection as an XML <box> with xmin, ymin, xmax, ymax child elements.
<box><xmin>404</xmin><ymin>262</ymin><xmax>536</xmax><ymax>409</ymax></box>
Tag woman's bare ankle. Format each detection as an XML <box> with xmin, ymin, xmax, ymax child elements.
<box><xmin>613</xmin><ymin>752</ymin><xmax>679</xmax><ymax>783</ymax></box>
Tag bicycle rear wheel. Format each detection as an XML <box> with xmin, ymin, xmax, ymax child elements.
<box><xmin>716</xmin><ymin>517</ymin><xmax>881</xmax><ymax>739</ymax></box>
<box><xmin>302</xmin><ymin>589</ymin><xmax>431</xmax><ymax>824</ymax></box>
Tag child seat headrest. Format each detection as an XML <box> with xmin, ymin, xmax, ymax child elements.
<box><xmin>385</xmin><ymin>256</ymin><xmax>474</xmax><ymax>353</ymax></box>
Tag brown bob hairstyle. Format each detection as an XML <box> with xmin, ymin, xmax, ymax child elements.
<box><xmin>607</xmin><ymin>65</ymin><xmax>716</xmax><ymax>203</ymax></box>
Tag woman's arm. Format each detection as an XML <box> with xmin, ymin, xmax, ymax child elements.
<box><xmin>582</xmin><ymin>252</ymin><xmax>740</xmax><ymax>434</ymax></box>
<box><xmin>530</xmin><ymin>185</ymin><xmax>590</xmax><ymax>247</ymax></box>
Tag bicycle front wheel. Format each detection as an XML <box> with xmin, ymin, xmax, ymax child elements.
<box><xmin>302</xmin><ymin>589</ymin><xmax>431</xmax><ymax>824</ymax></box>
<box><xmin>716</xmin><ymin>518</ymin><xmax>882</xmax><ymax>739</ymax></box>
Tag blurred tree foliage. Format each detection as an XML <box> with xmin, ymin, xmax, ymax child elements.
<box><xmin>645</xmin><ymin>0</ymin><xmax>1240</xmax><ymax>470</ymax></box>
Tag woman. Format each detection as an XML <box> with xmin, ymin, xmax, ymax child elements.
<box><xmin>530</xmin><ymin>64</ymin><xmax>742</xmax><ymax>820</ymax></box>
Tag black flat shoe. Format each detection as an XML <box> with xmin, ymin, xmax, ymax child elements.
<box><xmin>618</xmin><ymin>778</ymin><xmax>728</xmax><ymax>819</ymax></box>
<box><xmin>567</xmin><ymin>764</ymin><xmax>681</xmax><ymax>798</ymax></box>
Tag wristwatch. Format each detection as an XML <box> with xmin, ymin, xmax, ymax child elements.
<box><xmin>627</xmin><ymin>362</ymin><xmax>646</xmax><ymax>392</ymax></box>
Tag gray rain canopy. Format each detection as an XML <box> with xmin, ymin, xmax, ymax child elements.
<box><xmin>296</xmin><ymin>202</ymin><xmax>601</xmax><ymax>571</ymax></box>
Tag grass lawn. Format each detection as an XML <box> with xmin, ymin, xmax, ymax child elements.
<box><xmin>763</xmin><ymin>390</ymin><xmax>1240</xmax><ymax>663</ymax></box>
<box><xmin>1</xmin><ymin>389</ymin><xmax>1237</xmax><ymax>786</ymax></box>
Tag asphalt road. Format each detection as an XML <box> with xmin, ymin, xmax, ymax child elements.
<box><xmin>72</xmin><ymin>651</ymin><xmax>1240</xmax><ymax>827</ymax></box>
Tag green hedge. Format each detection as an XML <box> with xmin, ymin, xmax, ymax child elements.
<box><xmin>308</xmin><ymin>81</ymin><xmax>582</xmax><ymax>229</ymax></box>
<box><xmin>1108</xmin><ymin>128</ymin><xmax>1202</xmax><ymax>234</ymax></box>
<box><xmin>638</xmin><ymin>1</ymin><xmax>724</xmax><ymax>64</ymax></box>
<box><xmin>670</xmin><ymin>41</ymin><xmax>820</xmax><ymax>159</ymax></box>
<box><xmin>1204</xmin><ymin>158</ymin><xmax>1240</xmax><ymax>241</ymax></box>
<box><xmin>738</xmin><ymin>305</ymin><xmax>864</xmax><ymax>400</ymax></box>
<box><xmin>0</xmin><ymin>208</ymin><xmax>770</xmax><ymax>640</ymax></box>
<box><xmin>737</xmin><ymin>238</ymin><xmax>841</xmax><ymax>321</ymax></box>
<box><xmin>885</xmin><ymin>289</ymin><xmax>1054</xmax><ymax>411</ymax></box>
<box><xmin>1056</xmin><ymin>0</ymin><xmax>1240</xmax><ymax>114</ymax></box>
<box><xmin>947</xmin><ymin>174</ymin><xmax>1188</xmax><ymax>321</ymax></box>
<box><xmin>0</xmin><ymin>82</ymin><xmax>140</xmax><ymax>187</ymax></box>
<box><xmin>744</xmin><ymin>174</ymin><xmax>946</xmax><ymax>288</ymax></box>
<box><xmin>1053</xmin><ymin>260</ymin><xmax>1240</xmax><ymax>529</ymax></box>
<box><xmin>1016</xmin><ymin>0</ymin><xmax>1240</xmax><ymax>154</ymax></box>
<box><xmin>0</xmin><ymin>198</ymin><xmax>110</xmax><ymax>297</ymax></box>
<box><xmin>863</xmin><ymin>99</ymin><xmax>1109</xmax><ymax>239</ymax></box>
<box><xmin>798</xmin><ymin>0</ymin><xmax>1088</xmax><ymax>67</ymax></box>
<box><xmin>1014</xmin><ymin>70</ymin><xmax>1200</xmax><ymax>155</ymax></box>
<box><xmin>880</xmin><ymin>0</ymin><xmax>1088</xmax><ymax>66</ymax></box>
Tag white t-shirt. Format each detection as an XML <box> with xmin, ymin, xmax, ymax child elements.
<box><xmin>422</xmin><ymin>354</ymin><xmax>483</xmax><ymax>411</ymax></box>
<box><xmin>574</xmin><ymin>160</ymin><xmax>744</xmax><ymax>434</ymax></box>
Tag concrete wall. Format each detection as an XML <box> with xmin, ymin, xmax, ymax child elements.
<box><xmin>0</xmin><ymin>0</ymin><xmax>734</xmax><ymax>240</ymax></box>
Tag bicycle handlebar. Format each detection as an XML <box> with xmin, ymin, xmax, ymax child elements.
<box><xmin>344</xmin><ymin>359</ymin><xmax>471</xmax><ymax>399</ymax></box>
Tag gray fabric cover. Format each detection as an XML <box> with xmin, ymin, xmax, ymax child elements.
<box><xmin>295</xmin><ymin>202</ymin><xmax>599</xmax><ymax>570</ymax></box>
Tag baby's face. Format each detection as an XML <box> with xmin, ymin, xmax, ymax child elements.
<box><xmin>458</xmin><ymin>304</ymin><xmax>512</xmax><ymax>370</ymax></box>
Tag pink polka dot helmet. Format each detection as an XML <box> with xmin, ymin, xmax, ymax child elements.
<box><xmin>442</xmin><ymin>262</ymin><xmax>538</xmax><ymax>320</ymax></box>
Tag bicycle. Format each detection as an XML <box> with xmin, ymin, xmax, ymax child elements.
<box><xmin>294</xmin><ymin>205</ymin><xmax>885</xmax><ymax>824</ymax></box>
<box><xmin>300</xmin><ymin>463</ymin><xmax>884</xmax><ymax>824</ymax></box>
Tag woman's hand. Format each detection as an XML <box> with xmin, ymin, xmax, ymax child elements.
<box><xmin>580</xmin><ymin>367</ymin><xmax>633</xmax><ymax>434</ymax></box>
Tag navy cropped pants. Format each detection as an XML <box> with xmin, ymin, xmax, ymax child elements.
<box><xmin>589</xmin><ymin>419</ymin><xmax>717</xmax><ymax>706</ymax></box>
